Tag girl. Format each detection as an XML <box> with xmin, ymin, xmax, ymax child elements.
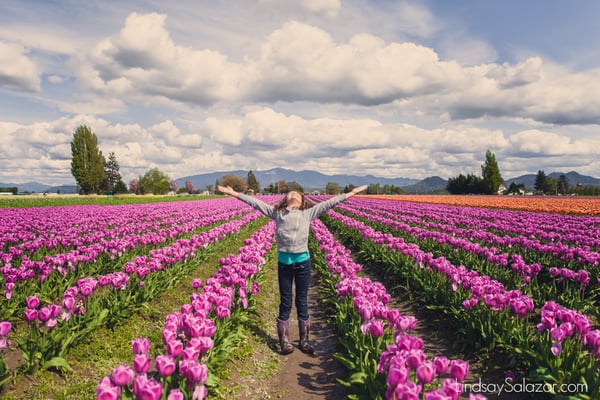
<box><xmin>217</xmin><ymin>184</ymin><xmax>368</xmax><ymax>354</ymax></box>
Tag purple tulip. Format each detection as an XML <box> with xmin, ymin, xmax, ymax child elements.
<box><xmin>167</xmin><ymin>388</ymin><xmax>184</xmax><ymax>400</ymax></box>
<box><xmin>37</xmin><ymin>306</ymin><xmax>52</xmax><ymax>322</ymax></box>
<box><xmin>192</xmin><ymin>385</ymin><xmax>208</xmax><ymax>400</ymax></box>
<box><xmin>135</xmin><ymin>376</ymin><xmax>163</xmax><ymax>400</ymax></box>
<box><xmin>551</xmin><ymin>342</ymin><xmax>562</xmax><ymax>356</ymax></box>
<box><xmin>392</xmin><ymin>381</ymin><xmax>422</xmax><ymax>400</ymax></box>
<box><xmin>386</xmin><ymin>363</ymin><xmax>409</xmax><ymax>387</ymax></box>
<box><xmin>110</xmin><ymin>364</ymin><xmax>134</xmax><ymax>386</ymax></box>
<box><xmin>191</xmin><ymin>278</ymin><xmax>203</xmax><ymax>289</ymax></box>
<box><xmin>133</xmin><ymin>353</ymin><xmax>152</xmax><ymax>374</ymax></box>
<box><xmin>132</xmin><ymin>337</ymin><xmax>150</xmax><ymax>355</ymax></box>
<box><xmin>165</xmin><ymin>339</ymin><xmax>183</xmax><ymax>357</ymax></box>
<box><xmin>416</xmin><ymin>361</ymin><xmax>436</xmax><ymax>384</ymax></box>
<box><xmin>0</xmin><ymin>321</ymin><xmax>11</xmax><ymax>336</ymax></box>
<box><xmin>155</xmin><ymin>354</ymin><xmax>176</xmax><ymax>377</ymax></box>
<box><xmin>449</xmin><ymin>359</ymin><xmax>469</xmax><ymax>382</ymax></box>
<box><xmin>185</xmin><ymin>360</ymin><xmax>208</xmax><ymax>386</ymax></box>
<box><xmin>26</xmin><ymin>295</ymin><xmax>40</xmax><ymax>309</ymax></box>
<box><xmin>97</xmin><ymin>376</ymin><xmax>120</xmax><ymax>400</ymax></box>
<box><xmin>433</xmin><ymin>356</ymin><xmax>449</xmax><ymax>375</ymax></box>
<box><xmin>23</xmin><ymin>309</ymin><xmax>38</xmax><ymax>322</ymax></box>
<box><xmin>423</xmin><ymin>389</ymin><xmax>451</xmax><ymax>400</ymax></box>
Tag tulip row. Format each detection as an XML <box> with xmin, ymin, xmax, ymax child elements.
<box><xmin>321</xmin><ymin>206</ymin><xmax>599</xmax><ymax>398</ymax></box>
<box><xmin>309</xmin><ymin>218</ymin><xmax>485</xmax><ymax>400</ymax></box>
<box><xmin>342</xmin><ymin>198</ymin><xmax>600</xmax><ymax>328</ymax></box>
<box><xmin>97</xmin><ymin>220</ymin><xmax>276</xmax><ymax>400</ymax></box>
<box><xmin>338</xmin><ymin>200</ymin><xmax>599</xmax><ymax>280</ymax></box>
<box><xmin>336</xmin><ymin>201</ymin><xmax>599</xmax><ymax>318</ymax></box>
<box><xmin>342</xmin><ymin>197</ymin><xmax>600</xmax><ymax>265</ymax></box>
<box><xmin>0</xmin><ymin>203</ymin><xmax>263</xmax><ymax>382</ymax></box>
<box><xmin>1</xmin><ymin>200</ymin><xmax>250</xmax><ymax>321</ymax></box>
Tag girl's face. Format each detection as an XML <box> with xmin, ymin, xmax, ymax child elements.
<box><xmin>286</xmin><ymin>191</ymin><xmax>303</xmax><ymax>208</ymax></box>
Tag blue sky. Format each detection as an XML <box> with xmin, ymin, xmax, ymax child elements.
<box><xmin>1</xmin><ymin>0</ymin><xmax>599</xmax><ymax>186</ymax></box>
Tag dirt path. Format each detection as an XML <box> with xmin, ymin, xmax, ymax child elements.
<box><xmin>264</xmin><ymin>283</ymin><xmax>352</xmax><ymax>400</ymax></box>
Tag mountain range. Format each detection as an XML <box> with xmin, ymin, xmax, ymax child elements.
<box><xmin>1</xmin><ymin>168</ymin><xmax>599</xmax><ymax>194</ymax></box>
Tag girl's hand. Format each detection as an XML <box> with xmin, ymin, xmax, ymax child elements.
<box><xmin>218</xmin><ymin>185</ymin><xmax>238</xmax><ymax>197</ymax></box>
<box><xmin>352</xmin><ymin>184</ymin><xmax>368</xmax><ymax>194</ymax></box>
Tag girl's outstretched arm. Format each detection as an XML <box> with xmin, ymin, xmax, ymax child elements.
<box><xmin>218</xmin><ymin>185</ymin><xmax>277</xmax><ymax>218</ymax></box>
<box><xmin>345</xmin><ymin>184</ymin><xmax>368</xmax><ymax>198</ymax></box>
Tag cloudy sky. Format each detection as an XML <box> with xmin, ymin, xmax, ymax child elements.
<box><xmin>1</xmin><ymin>0</ymin><xmax>600</xmax><ymax>186</ymax></box>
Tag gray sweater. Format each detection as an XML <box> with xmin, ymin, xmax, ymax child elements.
<box><xmin>237</xmin><ymin>193</ymin><xmax>348</xmax><ymax>253</ymax></box>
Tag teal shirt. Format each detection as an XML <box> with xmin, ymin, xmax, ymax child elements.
<box><xmin>278</xmin><ymin>251</ymin><xmax>310</xmax><ymax>264</ymax></box>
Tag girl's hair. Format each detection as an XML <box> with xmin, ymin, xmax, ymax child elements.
<box><xmin>274</xmin><ymin>191</ymin><xmax>310</xmax><ymax>211</ymax></box>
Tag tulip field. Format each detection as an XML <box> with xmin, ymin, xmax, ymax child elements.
<box><xmin>0</xmin><ymin>194</ymin><xmax>599</xmax><ymax>399</ymax></box>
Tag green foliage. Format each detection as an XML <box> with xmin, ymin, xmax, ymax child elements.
<box><xmin>247</xmin><ymin>170</ymin><xmax>260</xmax><ymax>194</ymax></box>
<box><xmin>138</xmin><ymin>168</ymin><xmax>171</xmax><ymax>194</ymax></box>
<box><xmin>103</xmin><ymin>152</ymin><xmax>123</xmax><ymax>193</ymax></box>
<box><xmin>70</xmin><ymin>125</ymin><xmax>106</xmax><ymax>194</ymax></box>
<box><xmin>481</xmin><ymin>149</ymin><xmax>504</xmax><ymax>194</ymax></box>
<box><xmin>447</xmin><ymin>173</ymin><xmax>483</xmax><ymax>194</ymax></box>
<box><xmin>325</xmin><ymin>182</ymin><xmax>341</xmax><ymax>194</ymax></box>
<box><xmin>447</xmin><ymin>149</ymin><xmax>504</xmax><ymax>195</ymax></box>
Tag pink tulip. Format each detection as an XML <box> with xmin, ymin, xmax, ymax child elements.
<box><xmin>136</xmin><ymin>377</ymin><xmax>163</xmax><ymax>400</ymax></box>
<box><xmin>133</xmin><ymin>353</ymin><xmax>152</xmax><ymax>374</ymax></box>
<box><xmin>24</xmin><ymin>309</ymin><xmax>38</xmax><ymax>322</ymax></box>
<box><xmin>110</xmin><ymin>365</ymin><xmax>134</xmax><ymax>386</ymax></box>
<box><xmin>26</xmin><ymin>295</ymin><xmax>40</xmax><ymax>309</ymax></box>
<box><xmin>97</xmin><ymin>376</ymin><xmax>120</xmax><ymax>400</ymax></box>
<box><xmin>433</xmin><ymin>356</ymin><xmax>449</xmax><ymax>375</ymax></box>
<box><xmin>155</xmin><ymin>354</ymin><xmax>176</xmax><ymax>377</ymax></box>
<box><xmin>166</xmin><ymin>339</ymin><xmax>183</xmax><ymax>357</ymax></box>
<box><xmin>132</xmin><ymin>337</ymin><xmax>150</xmax><ymax>355</ymax></box>
<box><xmin>167</xmin><ymin>388</ymin><xmax>185</xmax><ymax>400</ymax></box>
<box><xmin>416</xmin><ymin>361</ymin><xmax>436</xmax><ymax>384</ymax></box>
<box><xmin>449</xmin><ymin>359</ymin><xmax>469</xmax><ymax>382</ymax></box>
<box><xmin>0</xmin><ymin>321</ymin><xmax>11</xmax><ymax>336</ymax></box>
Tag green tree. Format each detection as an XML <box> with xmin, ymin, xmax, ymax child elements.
<box><xmin>70</xmin><ymin>125</ymin><xmax>106</xmax><ymax>194</ymax></box>
<box><xmin>287</xmin><ymin>181</ymin><xmax>304</xmax><ymax>193</ymax></box>
<box><xmin>138</xmin><ymin>168</ymin><xmax>171</xmax><ymax>195</ymax></box>
<box><xmin>103</xmin><ymin>152</ymin><xmax>122</xmax><ymax>193</ymax></box>
<box><xmin>113</xmin><ymin>180</ymin><xmax>128</xmax><ymax>194</ymax></box>
<box><xmin>247</xmin><ymin>170</ymin><xmax>260</xmax><ymax>194</ymax></box>
<box><xmin>481</xmin><ymin>150</ymin><xmax>504</xmax><ymax>194</ymax></box>
<box><xmin>557</xmin><ymin>174</ymin><xmax>569</xmax><ymax>195</ymax></box>
<box><xmin>325</xmin><ymin>182</ymin><xmax>341</xmax><ymax>194</ymax></box>
<box><xmin>534</xmin><ymin>170</ymin><xmax>547</xmax><ymax>193</ymax></box>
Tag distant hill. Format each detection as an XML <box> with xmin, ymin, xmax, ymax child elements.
<box><xmin>2</xmin><ymin>169</ymin><xmax>598</xmax><ymax>195</ymax></box>
<box><xmin>175</xmin><ymin>167</ymin><xmax>420</xmax><ymax>191</ymax></box>
<box><xmin>402</xmin><ymin>176</ymin><xmax>448</xmax><ymax>194</ymax></box>
<box><xmin>504</xmin><ymin>171</ymin><xmax>600</xmax><ymax>190</ymax></box>
<box><xmin>0</xmin><ymin>181</ymin><xmax>78</xmax><ymax>193</ymax></box>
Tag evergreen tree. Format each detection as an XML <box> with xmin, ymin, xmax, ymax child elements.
<box><xmin>481</xmin><ymin>150</ymin><xmax>504</xmax><ymax>194</ymax></box>
<box><xmin>103</xmin><ymin>152</ymin><xmax>122</xmax><ymax>192</ymax></box>
<box><xmin>70</xmin><ymin>125</ymin><xmax>106</xmax><ymax>194</ymax></box>
<box><xmin>557</xmin><ymin>174</ymin><xmax>569</xmax><ymax>194</ymax></box>
<box><xmin>247</xmin><ymin>170</ymin><xmax>260</xmax><ymax>194</ymax></box>
<box><xmin>534</xmin><ymin>170</ymin><xmax>547</xmax><ymax>193</ymax></box>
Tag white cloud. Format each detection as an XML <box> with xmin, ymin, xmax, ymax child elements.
<box><xmin>2</xmin><ymin>2</ymin><xmax>600</xmax><ymax>186</ymax></box>
<box><xmin>0</xmin><ymin>40</ymin><xmax>40</xmax><ymax>92</ymax></box>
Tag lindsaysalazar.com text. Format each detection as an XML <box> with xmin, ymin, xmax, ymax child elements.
<box><xmin>461</xmin><ymin>377</ymin><xmax>588</xmax><ymax>397</ymax></box>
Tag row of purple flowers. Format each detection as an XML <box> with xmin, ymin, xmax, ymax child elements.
<box><xmin>97</xmin><ymin>220</ymin><xmax>276</xmax><ymax>399</ymax></box>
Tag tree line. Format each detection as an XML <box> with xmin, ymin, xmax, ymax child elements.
<box><xmin>446</xmin><ymin>150</ymin><xmax>600</xmax><ymax>196</ymax></box>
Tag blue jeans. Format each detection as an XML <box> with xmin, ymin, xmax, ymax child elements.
<box><xmin>277</xmin><ymin>259</ymin><xmax>312</xmax><ymax>321</ymax></box>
